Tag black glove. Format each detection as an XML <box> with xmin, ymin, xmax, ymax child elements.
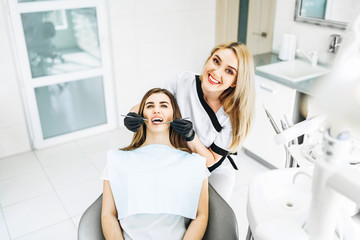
<box><xmin>170</xmin><ymin>118</ymin><xmax>195</xmax><ymax>141</ymax></box>
<box><xmin>124</xmin><ymin>112</ymin><xmax>144</xmax><ymax>132</ymax></box>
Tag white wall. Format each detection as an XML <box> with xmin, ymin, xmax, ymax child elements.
<box><xmin>0</xmin><ymin>0</ymin><xmax>216</xmax><ymax>158</ymax></box>
<box><xmin>0</xmin><ymin>2</ymin><xmax>31</xmax><ymax>159</ymax></box>
<box><xmin>273</xmin><ymin>0</ymin><xmax>346</xmax><ymax>63</ymax></box>
<box><xmin>107</xmin><ymin>0</ymin><xmax>216</xmax><ymax>121</ymax></box>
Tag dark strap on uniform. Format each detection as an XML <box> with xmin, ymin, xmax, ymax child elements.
<box><xmin>208</xmin><ymin>143</ymin><xmax>238</xmax><ymax>172</ymax></box>
<box><xmin>208</xmin><ymin>155</ymin><xmax>227</xmax><ymax>172</ymax></box>
<box><xmin>195</xmin><ymin>76</ymin><xmax>222</xmax><ymax>132</ymax></box>
<box><xmin>227</xmin><ymin>155</ymin><xmax>238</xmax><ymax>170</ymax></box>
<box><xmin>210</xmin><ymin>143</ymin><xmax>228</xmax><ymax>155</ymax></box>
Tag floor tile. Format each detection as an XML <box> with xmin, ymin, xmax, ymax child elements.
<box><xmin>71</xmin><ymin>215</ymin><xmax>81</xmax><ymax>230</ymax></box>
<box><xmin>0</xmin><ymin>208</ymin><xmax>10</xmax><ymax>240</ymax></box>
<box><xmin>2</xmin><ymin>193</ymin><xmax>68</xmax><ymax>239</ymax></box>
<box><xmin>57</xmin><ymin>177</ymin><xmax>103</xmax><ymax>217</ymax></box>
<box><xmin>85</xmin><ymin>128</ymin><xmax>135</xmax><ymax>173</ymax></box>
<box><xmin>0</xmin><ymin>169</ymin><xmax>53</xmax><ymax>207</ymax></box>
<box><xmin>234</xmin><ymin>170</ymin><xmax>259</xmax><ymax>198</ymax></box>
<box><xmin>229</xmin><ymin>192</ymin><xmax>249</xmax><ymax>237</ymax></box>
<box><xmin>237</xmin><ymin>148</ymin><xmax>269</xmax><ymax>173</ymax></box>
<box><xmin>235</xmin><ymin>149</ymin><xmax>270</xmax><ymax>197</ymax></box>
<box><xmin>231</xmin><ymin>149</ymin><xmax>270</xmax><ymax>239</ymax></box>
<box><xmin>34</xmin><ymin>142</ymin><xmax>86</xmax><ymax>168</ymax></box>
<box><xmin>76</xmin><ymin>128</ymin><xmax>133</xmax><ymax>156</ymax></box>
<box><xmin>14</xmin><ymin>220</ymin><xmax>76</xmax><ymax>240</ymax></box>
<box><xmin>87</xmin><ymin>150</ymin><xmax>108</xmax><ymax>173</ymax></box>
<box><xmin>43</xmin><ymin>156</ymin><xmax>99</xmax><ymax>190</ymax></box>
<box><xmin>0</xmin><ymin>152</ymin><xmax>41</xmax><ymax>181</ymax></box>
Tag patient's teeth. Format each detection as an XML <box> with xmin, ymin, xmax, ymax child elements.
<box><xmin>152</xmin><ymin>118</ymin><xmax>163</xmax><ymax>123</ymax></box>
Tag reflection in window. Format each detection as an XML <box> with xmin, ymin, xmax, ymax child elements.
<box><xmin>35</xmin><ymin>77</ymin><xmax>107</xmax><ymax>139</ymax></box>
<box><xmin>49</xmin><ymin>10</ymin><xmax>68</xmax><ymax>30</ymax></box>
<box><xmin>21</xmin><ymin>8</ymin><xmax>102</xmax><ymax>78</ymax></box>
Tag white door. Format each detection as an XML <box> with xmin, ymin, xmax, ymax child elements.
<box><xmin>246</xmin><ymin>0</ymin><xmax>276</xmax><ymax>55</ymax></box>
<box><xmin>7</xmin><ymin>0</ymin><xmax>116</xmax><ymax>149</ymax></box>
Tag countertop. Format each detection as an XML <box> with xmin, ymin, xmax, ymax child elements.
<box><xmin>253</xmin><ymin>52</ymin><xmax>325</xmax><ymax>96</ymax></box>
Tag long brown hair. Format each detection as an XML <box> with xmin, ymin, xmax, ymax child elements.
<box><xmin>203</xmin><ymin>42</ymin><xmax>255</xmax><ymax>152</ymax></box>
<box><xmin>121</xmin><ymin>88</ymin><xmax>191</xmax><ymax>153</ymax></box>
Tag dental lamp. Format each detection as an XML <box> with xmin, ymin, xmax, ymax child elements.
<box><xmin>272</xmin><ymin>4</ymin><xmax>360</xmax><ymax>240</ymax></box>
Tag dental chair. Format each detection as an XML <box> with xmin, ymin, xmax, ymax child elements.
<box><xmin>78</xmin><ymin>184</ymin><xmax>239</xmax><ymax>240</ymax></box>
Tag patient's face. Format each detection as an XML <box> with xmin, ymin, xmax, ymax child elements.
<box><xmin>143</xmin><ymin>93</ymin><xmax>173</xmax><ymax>132</ymax></box>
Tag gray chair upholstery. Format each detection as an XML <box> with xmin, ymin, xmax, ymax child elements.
<box><xmin>78</xmin><ymin>194</ymin><xmax>104</xmax><ymax>239</ymax></box>
<box><xmin>78</xmin><ymin>184</ymin><xmax>238</xmax><ymax>240</ymax></box>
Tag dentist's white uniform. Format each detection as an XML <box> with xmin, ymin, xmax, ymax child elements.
<box><xmin>164</xmin><ymin>71</ymin><xmax>238</xmax><ymax>201</ymax></box>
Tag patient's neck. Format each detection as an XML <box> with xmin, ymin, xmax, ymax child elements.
<box><xmin>142</xmin><ymin>130</ymin><xmax>173</xmax><ymax>148</ymax></box>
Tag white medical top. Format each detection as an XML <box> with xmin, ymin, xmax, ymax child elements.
<box><xmin>163</xmin><ymin>72</ymin><xmax>233</xmax><ymax>153</ymax></box>
<box><xmin>102</xmin><ymin>144</ymin><xmax>209</xmax><ymax>240</ymax></box>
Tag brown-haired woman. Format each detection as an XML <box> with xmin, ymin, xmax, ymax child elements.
<box><xmin>102</xmin><ymin>88</ymin><xmax>209</xmax><ymax>240</ymax></box>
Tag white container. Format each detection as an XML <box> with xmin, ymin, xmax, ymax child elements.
<box><xmin>287</xmin><ymin>34</ymin><xmax>297</xmax><ymax>61</ymax></box>
<box><xmin>279</xmin><ymin>33</ymin><xmax>297</xmax><ymax>61</ymax></box>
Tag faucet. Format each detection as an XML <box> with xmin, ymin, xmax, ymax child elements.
<box><xmin>296</xmin><ymin>48</ymin><xmax>319</xmax><ymax>66</ymax></box>
<box><xmin>328</xmin><ymin>34</ymin><xmax>342</xmax><ymax>53</ymax></box>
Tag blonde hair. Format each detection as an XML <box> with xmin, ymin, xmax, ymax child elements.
<box><xmin>121</xmin><ymin>88</ymin><xmax>191</xmax><ymax>153</ymax></box>
<box><xmin>203</xmin><ymin>42</ymin><xmax>255</xmax><ymax>152</ymax></box>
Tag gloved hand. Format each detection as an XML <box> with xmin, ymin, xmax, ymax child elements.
<box><xmin>124</xmin><ymin>112</ymin><xmax>144</xmax><ymax>132</ymax></box>
<box><xmin>170</xmin><ymin>118</ymin><xmax>195</xmax><ymax>141</ymax></box>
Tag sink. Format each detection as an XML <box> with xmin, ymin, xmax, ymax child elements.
<box><xmin>247</xmin><ymin>167</ymin><xmax>360</xmax><ymax>240</ymax></box>
<box><xmin>256</xmin><ymin>59</ymin><xmax>330</xmax><ymax>82</ymax></box>
<box><xmin>247</xmin><ymin>168</ymin><xmax>313</xmax><ymax>240</ymax></box>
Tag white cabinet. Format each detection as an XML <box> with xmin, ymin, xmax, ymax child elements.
<box><xmin>243</xmin><ymin>75</ymin><xmax>296</xmax><ymax>168</ymax></box>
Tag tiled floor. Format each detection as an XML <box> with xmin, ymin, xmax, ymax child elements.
<box><xmin>0</xmin><ymin>128</ymin><xmax>269</xmax><ymax>240</ymax></box>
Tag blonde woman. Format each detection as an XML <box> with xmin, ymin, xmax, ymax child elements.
<box><xmin>124</xmin><ymin>42</ymin><xmax>255</xmax><ymax>200</ymax></box>
<box><xmin>102</xmin><ymin>88</ymin><xmax>209</xmax><ymax>240</ymax></box>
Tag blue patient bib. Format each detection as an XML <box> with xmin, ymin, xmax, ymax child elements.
<box><xmin>107</xmin><ymin>144</ymin><xmax>207</xmax><ymax>220</ymax></box>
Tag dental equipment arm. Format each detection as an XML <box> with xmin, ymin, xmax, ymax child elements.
<box><xmin>285</xmin><ymin>114</ymin><xmax>298</xmax><ymax>145</ymax></box>
<box><xmin>300</xmin><ymin>4</ymin><xmax>360</xmax><ymax>238</ymax></box>
<box><xmin>328</xmin><ymin>166</ymin><xmax>360</xmax><ymax>207</ymax></box>
<box><xmin>264</xmin><ymin>105</ymin><xmax>281</xmax><ymax>134</ymax></box>
<box><xmin>272</xmin><ymin>115</ymin><xmax>359</xmax><ymax>240</ymax></box>
<box><xmin>305</xmin><ymin>128</ymin><xmax>360</xmax><ymax>240</ymax></box>
<box><xmin>274</xmin><ymin>115</ymin><xmax>326</xmax><ymax>146</ymax></box>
